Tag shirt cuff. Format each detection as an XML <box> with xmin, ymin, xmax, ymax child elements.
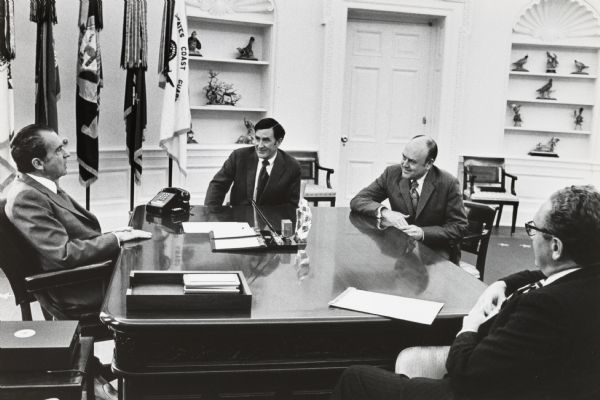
<box><xmin>112</xmin><ymin>232</ymin><xmax>121</xmax><ymax>247</ymax></box>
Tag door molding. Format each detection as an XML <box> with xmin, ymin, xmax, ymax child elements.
<box><xmin>320</xmin><ymin>0</ymin><xmax>472</xmax><ymax>189</ymax></box>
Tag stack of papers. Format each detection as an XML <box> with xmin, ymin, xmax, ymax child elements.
<box><xmin>183</xmin><ymin>273</ymin><xmax>241</xmax><ymax>294</ymax></box>
<box><xmin>329</xmin><ymin>287</ymin><xmax>444</xmax><ymax>325</ymax></box>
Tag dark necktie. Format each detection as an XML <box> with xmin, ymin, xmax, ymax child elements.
<box><xmin>57</xmin><ymin>187</ymin><xmax>73</xmax><ymax>206</ymax></box>
<box><xmin>256</xmin><ymin>160</ymin><xmax>270</xmax><ymax>203</ymax></box>
<box><xmin>505</xmin><ymin>279</ymin><xmax>544</xmax><ymax>303</ymax></box>
<box><xmin>409</xmin><ymin>180</ymin><xmax>419</xmax><ymax>212</ymax></box>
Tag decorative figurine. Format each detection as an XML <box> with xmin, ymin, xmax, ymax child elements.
<box><xmin>574</xmin><ymin>107</ymin><xmax>584</xmax><ymax>129</ymax></box>
<box><xmin>188</xmin><ymin>31</ymin><xmax>202</xmax><ymax>56</ymax></box>
<box><xmin>187</xmin><ymin>130</ymin><xmax>198</xmax><ymax>144</ymax></box>
<box><xmin>235</xmin><ymin>117</ymin><xmax>255</xmax><ymax>144</ymax></box>
<box><xmin>203</xmin><ymin>70</ymin><xmax>241</xmax><ymax>106</ymax></box>
<box><xmin>511</xmin><ymin>54</ymin><xmax>529</xmax><ymax>72</ymax></box>
<box><xmin>528</xmin><ymin>137</ymin><xmax>560</xmax><ymax>157</ymax></box>
<box><xmin>511</xmin><ymin>104</ymin><xmax>522</xmax><ymax>127</ymax></box>
<box><xmin>572</xmin><ymin>59</ymin><xmax>589</xmax><ymax>75</ymax></box>
<box><xmin>236</xmin><ymin>36</ymin><xmax>257</xmax><ymax>60</ymax></box>
<box><xmin>546</xmin><ymin>51</ymin><xmax>558</xmax><ymax>73</ymax></box>
<box><xmin>536</xmin><ymin>78</ymin><xmax>555</xmax><ymax>100</ymax></box>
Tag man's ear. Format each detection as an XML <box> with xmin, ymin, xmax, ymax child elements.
<box><xmin>551</xmin><ymin>237</ymin><xmax>564</xmax><ymax>260</ymax></box>
<box><xmin>31</xmin><ymin>157</ymin><xmax>44</xmax><ymax>172</ymax></box>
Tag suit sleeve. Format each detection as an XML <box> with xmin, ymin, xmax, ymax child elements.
<box><xmin>289</xmin><ymin>161</ymin><xmax>301</xmax><ymax>207</ymax></box>
<box><xmin>421</xmin><ymin>177</ymin><xmax>467</xmax><ymax>247</ymax></box>
<box><xmin>204</xmin><ymin>151</ymin><xmax>237</xmax><ymax>206</ymax></box>
<box><xmin>8</xmin><ymin>190</ymin><xmax>119</xmax><ymax>271</ymax></box>
<box><xmin>446</xmin><ymin>292</ymin><xmax>567</xmax><ymax>396</ymax></box>
<box><xmin>349</xmin><ymin>168</ymin><xmax>391</xmax><ymax>217</ymax></box>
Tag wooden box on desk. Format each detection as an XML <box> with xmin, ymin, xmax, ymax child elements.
<box><xmin>126</xmin><ymin>271</ymin><xmax>252</xmax><ymax>312</ymax></box>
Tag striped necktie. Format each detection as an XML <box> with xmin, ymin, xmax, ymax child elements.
<box><xmin>506</xmin><ymin>279</ymin><xmax>545</xmax><ymax>302</ymax></box>
<box><xmin>409</xmin><ymin>179</ymin><xmax>419</xmax><ymax>212</ymax></box>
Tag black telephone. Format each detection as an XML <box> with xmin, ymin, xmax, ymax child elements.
<box><xmin>146</xmin><ymin>187</ymin><xmax>190</xmax><ymax>215</ymax></box>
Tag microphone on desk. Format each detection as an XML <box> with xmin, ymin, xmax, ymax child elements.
<box><xmin>251</xmin><ymin>199</ymin><xmax>284</xmax><ymax>245</ymax></box>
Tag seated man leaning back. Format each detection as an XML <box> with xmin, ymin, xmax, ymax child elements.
<box><xmin>204</xmin><ymin>117</ymin><xmax>301</xmax><ymax>207</ymax></box>
<box><xmin>350</xmin><ymin>135</ymin><xmax>467</xmax><ymax>263</ymax></box>
<box><xmin>2</xmin><ymin>124</ymin><xmax>151</xmax><ymax>312</ymax></box>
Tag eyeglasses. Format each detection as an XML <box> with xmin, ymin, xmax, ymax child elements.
<box><xmin>524</xmin><ymin>220</ymin><xmax>556</xmax><ymax>237</ymax></box>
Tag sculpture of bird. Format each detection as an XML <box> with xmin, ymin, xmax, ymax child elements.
<box><xmin>536</xmin><ymin>78</ymin><xmax>553</xmax><ymax>99</ymax></box>
<box><xmin>237</xmin><ymin>36</ymin><xmax>256</xmax><ymax>60</ymax></box>
<box><xmin>574</xmin><ymin>59</ymin><xmax>589</xmax><ymax>74</ymax></box>
<box><xmin>512</xmin><ymin>54</ymin><xmax>528</xmax><ymax>71</ymax></box>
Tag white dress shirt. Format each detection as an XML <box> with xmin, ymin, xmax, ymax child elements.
<box><xmin>27</xmin><ymin>173</ymin><xmax>58</xmax><ymax>194</ymax></box>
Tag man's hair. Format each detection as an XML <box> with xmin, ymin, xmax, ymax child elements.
<box><xmin>412</xmin><ymin>135</ymin><xmax>438</xmax><ymax>162</ymax></box>
<box><xmin>10</xmin><ymin>124</ymin><xmax>53</xmax><ymax>173</ymax></box>
<box><xmin>254</xmin><ymin>118</ymin><xmax>285</xmax><ymax>141</ymax></box>
<box><xmin>544</xmin><ymin>185</ymin><xmax>600</xmax><ymax>266</ymax></box>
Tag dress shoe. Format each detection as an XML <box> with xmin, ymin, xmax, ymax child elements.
<box><xmin>94</xmin><ymin>377</ymin><xmax>118</xmax><ymax>400</ymax></box>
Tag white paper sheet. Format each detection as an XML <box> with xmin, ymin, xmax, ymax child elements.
<box><xmin>328</xmin><ymin>287</ymin><xmax>444</xmax><ymax>325</ymax></box>
<box><xmin>182</xmin><ymin>222</ymin><xmax>254</xmax><ymax>235</ymax></box>
<box><xmin>212</xmin><ymin>236</ymin><xmax>264</xmax><ymax>250</ymax></box>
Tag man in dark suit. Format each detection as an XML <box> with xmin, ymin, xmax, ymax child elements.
<box><xmin>2</xmin><ymin>124</ymin><xmax>152</xmax><ymax>400</ymax></box>
<box><xmin>332</xmin><ymin>185</ymin><xmax>600</xmax><ymax>400</ymax></box>
<box><xmin>350</xmin><ymin>135</ymin><xmax>467</xmax><ymax>262</ymax></box>
<box><xmin>204</xmin><ymin>117</ymin><xmax>301</xmax><ymax>207</ymax></box>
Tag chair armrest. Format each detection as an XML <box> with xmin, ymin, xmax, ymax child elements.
<box><xmin>504</xmin><ymin>172</ymin><xmax>518</xmax><ymax>195</ymax></box>
<box><xmin>462</xmin><ymin>230</ymin><xmax>488</xmax><ymax>242</ymax></box>
<box><xmin>315</xmin><ymin>163</ymin><xmax>335</xmax><ymax>189</ymax></box>
<box><xmin>25</xmin><ymin>260</ymin><xmax>114</xmax><ymax>293</ymax></box>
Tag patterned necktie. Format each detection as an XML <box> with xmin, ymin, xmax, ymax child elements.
<box><xmin>506</xmin><ymin>279</ymin><xmax>544</xmax><ymax>302</ymax></box>
<box><xmin>255</xmin><ymin>160</ymin><xmax>270</xmax><ymax>203</ymax></box>
<box><xmin>409</xmin><ymin>179</ymin><xmax>419</xmax><ymax>212</ymax></box>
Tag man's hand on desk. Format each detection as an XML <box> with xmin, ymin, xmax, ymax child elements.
<box><xmin>476</xmin><ymin>280</ymin><xmax>507</xmax><ymax>317</ymax></box>
<box><xmin>113</xmin><ymin>228</ymin><xmax>153</xmax><ymax>244</ymax></box>
<box><xmin>381</xmin><ymin>209</ymin><xmax>409</xmax><ymax>227</ymax></box>
<box><xmin>398</xmin><ymin>225</ymin><xmax>424</xmax><ymax>241</ymax></box>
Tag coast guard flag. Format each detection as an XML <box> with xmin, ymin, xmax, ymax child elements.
<box><xmin>31</xmin><ymin>0</ymin><xmax>60</xmax><ymax>132</ymax></box>
<box><xmin>158</xmin><ymin>0</ymin><xmax>191</xmax><ymax>176</ymax></box>
<box><xmin>76</xmin><ymin>0</ymin><xmax>103</xmax><ymax>187</ymax></box>
<box><xmin>0</xmin><ymin>0</ymin><xmax>16</xmax><ymax>188</ymax></box>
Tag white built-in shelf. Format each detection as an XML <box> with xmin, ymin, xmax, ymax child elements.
<box><xmin>509</xmin><ymin>71</ymin><xmax>596</xmax><ymax>79</ymax></box>
<box><xmin>187</xmin><ymin>14</ymin><xmax>273</xmax><ymax>27</ymax></box>
<box><xmin>507</xmin><ymin>98</ymin><xmax>594</xmax><ymax>106</ymax></box>
<box><xmin>190</xmin><ymin>55</ymin><xmax>269</xmax><ymax>65</ymax></box>
<box><xmin>504</xmin><ymin>126</ymin><xmax>591</xmax><ymax>135</ymax></box>
<box><xmin>512</xmin><ymin>41</ymin><xmax>600</xmax><ymax>50</ymax></box>
<box><xmin>190</xmin><ymin>105</ymin><xmax>267</xmax><ymax>112</ymax></box>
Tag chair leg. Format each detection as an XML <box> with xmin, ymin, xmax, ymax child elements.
<box><xmin>20</xmin><ymin>303</ymin><xmax>33</xmax><ymax>321</ymax></box>
<box><xmin>312</xmin><ymin>200</ymin><xmax>319</xmax><ymax>207</ymax></box>
<box><xmin>330</xmin><ymin>199</ymin><xmax>335</xmax><ymax>207</ymax></box>
<box><xmin>495</xmin><ymin>205</ymin><xmax>503</xmax><ymax>228</ymax></box>
<box><xmin>511</xmin><ymin>203</ymin><xmax>519</xmax><ymax>235</ymax></box>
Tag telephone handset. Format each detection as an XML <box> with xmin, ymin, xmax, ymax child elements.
<box><xmin>146</xmin><ymin>187</ymin><xmax>190</xmax><ymax>215</ymax></box>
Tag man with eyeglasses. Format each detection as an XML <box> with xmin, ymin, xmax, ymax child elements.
<box><xmin>332</xmin><ymin>185</ymin><xmax>600</xmax><ymax>400</ymax></box>
<box><xmin>350</xmin><ymin>135</ymin><xmax>467</xmax><ymax>263</ymax></box>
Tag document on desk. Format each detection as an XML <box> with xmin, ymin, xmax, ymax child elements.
<box><xmin>328</xmin><ymin>287</ymin><xmax>444</xmax><ymax>325</ymax></box>
<box><xmin>182</xmin><ymin>222</ymin><xmax>255</xmax><ymax>236</ymax></box>
<box><xmin>211</xmin><ymin>236</ymin><xmax>265</xmax><ymax>250</ymax></box>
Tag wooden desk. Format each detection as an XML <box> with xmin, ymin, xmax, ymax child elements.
<box><xmin>0</xmin><ymin>337</ymin><xmax>94</xmax><ymax>400</ymax></box>
<box><xmin>101</xmin><ymin>206</ymin><xmax>486</xmax><ymax>399</ymax></box>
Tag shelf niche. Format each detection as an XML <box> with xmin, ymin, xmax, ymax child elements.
<box><xmin>186</xmin><ymin>0</ymin><xmax>275</xmax><ymax>145</ymax></box>
<box><xmin>505</xmin><ymin>0</ymin><xmax>600</xmax><ymax>160</ymax></box>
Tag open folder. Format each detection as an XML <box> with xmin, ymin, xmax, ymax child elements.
<box><xmin>329</xmin><ymin>287</ymin><xmax>444</xmax><ymax>325</ymax></box>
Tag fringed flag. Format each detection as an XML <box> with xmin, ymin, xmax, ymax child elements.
<box><xmin>158</xmin><ymin>0</ymin><xmax>191</xmax><ymax>176</ymax></box>
<box><xmin>0</xmin><ymin>0</ymin><xmax>16</xmax><ymax>190</ymax></box>
<box><xmin>31</xmin><ymin>0</ymin><xmax>60</xmax><ymax>132</ymax></box>
<box><xmin>121</xmin><ymin>0</ymin><xmax>147</xmax><ymax>184</ymax></box>
<box><xmin>76</xmin><ymin>0</ymin><xmax>103</xmax><ymax>187</ymax></box>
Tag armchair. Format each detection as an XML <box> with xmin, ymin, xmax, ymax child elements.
<box><xmin>0</xmin><ymin>198</ymin><xmax>113</xmax><ymax>340</ymax></box>
<box><xmin>459</xmin><ymin>201</ymin><xmax>498</xmax><ymax>280</ymax></box>
<box><xmin>289</xmin><ymin>151</ymin><xmax>336</xmax><ymax>206</ymax></box>
<box><xmin>462</xmin><ymin>156</ymin><xmax>519</xmax><ymax>234</ymax></box>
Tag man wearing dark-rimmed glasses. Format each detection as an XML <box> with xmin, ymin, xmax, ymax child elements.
<box><xmin>331</xmin><ymin>185</ymin><xmax>600</xmax><ymax>400</ymax></box>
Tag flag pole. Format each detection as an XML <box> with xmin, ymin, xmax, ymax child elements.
<box><xmin>168</xmin><ymin>158</ymin><xmax>173</xmax><ymax>187</ymax></box>
<box><xmin>130</xmin><ymin>167</ymin><xmax>134</xmax><ymax>211</ymax></box>
<box><xmin>86</xmin><ymin>187</ymin><xmax>90</xmax><ymax>210</ymax></box>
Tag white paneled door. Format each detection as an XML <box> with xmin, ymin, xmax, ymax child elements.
<box><xmin>338</xmin><ymin>19</ymin><xmax>436</xmax><ymax>205</ymax></box>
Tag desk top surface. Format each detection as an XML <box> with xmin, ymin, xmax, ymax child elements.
<box><xmin>100</xmin><ymin>206</ymin><xmax>485</xmax><ymax>327</ymax></box>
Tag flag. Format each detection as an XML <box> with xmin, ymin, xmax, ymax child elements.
<box><xmin>76</xmin><ymin>0</ymin><xmax>103</xmax><ymax>187</ymax></box>
<box><xmin>124</xmin><ymin>67</ymin><xmax>146</xmax><ymax>184</ymax></box>
<box><xmin>121</xmin><ymin>0</ymin><xmax>148</xmax><ymax>185</ymax></box>
<box><xmin>31</xmin><ymin>0</ymin><xmax>60</xmax><ymax>132</ymax></box>
<box><xmin>0</xmin><ymin>0</ymin><xmax>16</xmax><ymax>189</ymax></box>
<box><xmin>158</xmin><ymin>0</ymin><xmax>191</xmax><ymax>176</ymax></box>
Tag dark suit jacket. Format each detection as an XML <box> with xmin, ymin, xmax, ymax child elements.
<box><xmin>446</xmin><ymin>267</ymin><xmax>600</xmax><ymax>400</ymax></box>
<box><xmin>2</xmin><ymin>173</ymin><xmax>120</xmax><ymax>316</ymax></box>
<box><xmin>350</xmin><ymin>165</ymin><xmax>467</xmax><ymax>260</ymax></box>
<box><xmin>204</xmin><ymin>147</ymin><xmax>301</xmax><ymax>207</ymax></box>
